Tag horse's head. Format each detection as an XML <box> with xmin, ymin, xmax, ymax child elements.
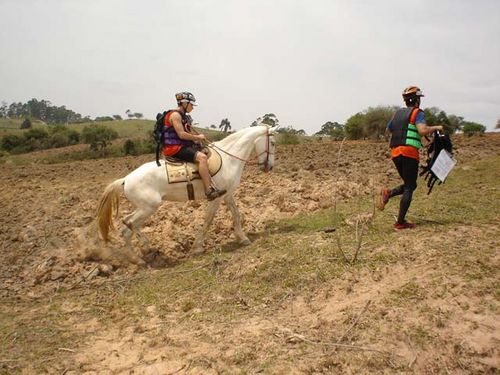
<box><xmin>254</xmin><ymin>126</ymin><xmax>277</xmax><ymax>172</ymax></box>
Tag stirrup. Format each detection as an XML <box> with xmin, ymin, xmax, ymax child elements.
<box><xmin>206</xmin><ymin>187</ymin><xmax>226</xmax><ymax>201</ymax></box>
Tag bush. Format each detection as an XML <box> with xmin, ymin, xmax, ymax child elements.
<box><xmin>48</xmin><ymin>132</ymin><xmax>70</xmax><ymax>148</ymax></box>
<box><xmin>277</xmin><ymin>131</ymin><xmax>300</xmax><ymax>145</ymax></box>
<box><xmin>21</xmin><ymin>128</ymin><xmax>49</xmax><ymax>152</ymax></box>
<box><xmin>48</xmin><ymin>124</ymin><xmax>80</xmax><ymax>146</ymax></box>
<box><xmin>462</xmin><ymin>122</ymin><xmax>486</xmax><ymax>137</ymax></box>
<box><xmin>123</xmin><ymin>139</ymin><xmax>137</xmax><ymax>155</ymax></box>
<box><xmin>20</xmin><ymin>118</ymin><xmax>32</xmax><ymax>129</ymax></box>
<box><xmin>24</xmin><ymin>127</ymin><xmax>49</xmax><ymax>141</ymax></box>
<box><xmin>67</xmin><ymin>129</ymin><xmax>80</xmax><ymax>144</ymax></box>
<box><xmin>1</xmin><ymin>134</ymin><xmax>23</xmax><ymax>151</ymax></box>
<box><xmin>82</xmin><ymin>125</ymin><xmax>118</xmax><ymax>151</ymax></box>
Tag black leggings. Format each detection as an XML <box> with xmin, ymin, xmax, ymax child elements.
<box><xmin>389</xmin><ymin>156</ymin><xmax>418</xmax><ymax>224</ymax></box>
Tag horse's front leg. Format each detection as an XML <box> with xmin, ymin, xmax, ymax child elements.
<box><xmin>224</xmin><ymin>193</ymin><xmax>250</xmax><ymax>246</ymax></box>
<box><xmin>192</xmin><ymin>199</ymin><xmax>221</xmax><ymax>254</ymax></box>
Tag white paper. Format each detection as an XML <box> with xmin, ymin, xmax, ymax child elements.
<box><xmin>430</xmin><ymin>150</ymin><xmax>457</xmax><ymax>182</ymax></box>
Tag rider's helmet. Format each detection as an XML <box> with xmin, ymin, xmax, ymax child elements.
<box><xmin>402</xmin><ymin>86</ymin><xmax>424</xmax><ymax>106</ymax></box>
<box><xmin>175</xmin><ymin>92</ymin><xmax>197</xmax><ymax>106</ymax></box>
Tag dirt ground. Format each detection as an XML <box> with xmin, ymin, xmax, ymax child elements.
<box><xmin>1</xmin><ymin>133</ymin><xmax>499</xmax><ymax>374</ymax></box>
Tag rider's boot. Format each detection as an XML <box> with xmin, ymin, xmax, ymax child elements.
<box><xmin>206</xmin><ymin>186</ymin><xmax>226</xmax><ymax>201</ymax></box>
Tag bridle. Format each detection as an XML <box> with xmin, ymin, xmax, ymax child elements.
<box><xmin>207</xmin><ymin>127</ymin><xmax>274</xmax><ymax>171</ymax></box>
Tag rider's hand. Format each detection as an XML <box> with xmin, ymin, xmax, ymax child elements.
<box><xmin>436</xmin><ymin>125</ymin><xmax>444</xmax><ymax>132</ymax></box>
<box><xmin>196</xmin><ymin>134</ymin><xmax>206</xmax><ymax>142</ymax></box>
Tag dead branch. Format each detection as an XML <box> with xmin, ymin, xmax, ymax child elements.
<box><xmin>335</xmin><ymin>233</ymin><xmax>351</xmax><ymax>264</ymax></box>
<box><xmin>280</xmin><ymin>328</ymin><xmax>390</xmax><ymax>355</ymax></box>
<box><xmin>336</xmin><ymin>300</ymin><xmax>372</xmax><ymax>344</ymax></box>
<box><xmin>352</xmin><ymin>223</ymin><xmax>366</xmax><ymax>264</ymax></box>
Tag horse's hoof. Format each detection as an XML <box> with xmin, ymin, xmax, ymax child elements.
<box><xmin>134</xmin><ymin>258</ymin><xmax>147</xmax><ymax>267</ymax></box>
<box><xmin>191</xmin><ymin>247</ymin><xmax>205</xmax><ymax>255</ymax></box>
<box><xmin>240</xmin><ymin>238</ymin><xmax>251</xmax><ymax>246</ymax></box>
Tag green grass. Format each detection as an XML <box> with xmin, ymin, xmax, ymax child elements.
<box><xmin>69</xmin><ymin>119</ymin><xmax>154</xmax><ymax>138</ymax></box>
<box><xmin>0</xmin><ymin>118</ymin><xmax>48</xmax><ymax>135</ymax></box>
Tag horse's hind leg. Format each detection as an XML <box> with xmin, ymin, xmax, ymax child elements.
<box><xmin>121</xmin><ymin>205</ymin><xmax>159</xmax><ymax>263</ymax></box>
<box><xmin>224</xmin><ymin>194</ymin><xmax>250</xmax><ymax>245</ymax></box>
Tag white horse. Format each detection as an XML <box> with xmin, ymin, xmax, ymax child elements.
<box><xmin>96</xmin><ymin>125</ymin><xmax>277</xmax><ymax>263</ymax></box>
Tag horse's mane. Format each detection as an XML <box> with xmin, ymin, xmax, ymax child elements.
<box><xmin>214</xmin><ymin>125</ymin><xmax>267</xmax><ymax>148</ymax></box>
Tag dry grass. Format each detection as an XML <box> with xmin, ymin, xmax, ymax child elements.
<box><xmin>1</xmin><ymin>151</ymin><xmax>499</xmax><ymax>373</ymax></box>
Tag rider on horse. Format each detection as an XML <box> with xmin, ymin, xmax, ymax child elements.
<box><xmin>163</xmin><ymin>92</ymin><xmax>226</xmax><ymax>201</ymax></box>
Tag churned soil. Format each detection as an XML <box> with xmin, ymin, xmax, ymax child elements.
<box><xmin>1</xmin><ymin>132</ymin><xmax>499</xmax><ymax>374</ymax></box>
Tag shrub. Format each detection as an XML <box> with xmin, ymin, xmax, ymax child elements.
<box><xmin>462</xmin><ymin>122</ymin><xmax>486</xmax><ymax>137</ymax></box>
<box><xmin>20</xmin><ymin>118</ymin><xmax>32</xmax><ymax>129</ymax></box>
<box><xmin>277</xmin><ymin>132</ymin><xmax>300</xmax><ymax>145</ymax></box>
<box><xmin>22</xmin><ymin>128</ymin><xmax>49</xmax><ymax>152</ymax></box>
<box><xmin>48</xmin><ymin>125</ymin><xmax>80</xmax><ymax>146</ymax></box>
<box><xmin>67</xmin><ymin>129</ymin><xmax>80</xmax><ymax>144</ymax></box>
<box><xmin>123</xmin><ymin>139</ymin><xmax>137</xmax><ymax>155</ymax></box>
<box><xmin>48</xmin><ymin>132</ymin><xmax>70</xmax><ymax>148</ymax></box>
<box><xmin>24</xmin><ymin>127</ymin><xmax>49</xmax><ymax>141</ymax></box>
<box><xmin>1</xmin><ymin>134</ymin><xmax>23</xmax><ymax>151</ymax></box>
<box><xmin>82</xmin><ymin>125</ymin><xmax>118</xmax><ymax>151</ymax></box>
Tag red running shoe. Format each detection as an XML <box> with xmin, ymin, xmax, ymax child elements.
<box><xmin>377</xmin><ymin>188</ymin><xmax>390</xmax><ymax>211</ymax></box>
<box><xmin>394</xmin><ymin>222</ymin><xmax>416</xmax><ymax>230</ymax></box>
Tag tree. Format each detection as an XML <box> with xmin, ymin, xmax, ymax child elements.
<box><xmin>315</xmin><ymin>121</ymin><xmax>345</xmax><ymax>140</ymax></box>
<box><xmin>363</xmin><ymin>106</ymin><xmax>396</xmax><ymax>139</ymax></box>
<box><xmin>133</xmin><ymin>112</ymin><xmax>143</xmax><ymax>119</ymax></box>
<box><xmin>462</xmin><ymin>122</ymin><xmax>486</xmax><ymax>136</ymax></box>
<box><xmin>113</xmin><ymin>115</ymin><xmax>122</xmax><ymax>121</ymax></box>
<box><xmin>252</xmin><ymin>113</ymin><xmax>279</xmax><ymax>127</ymax></box>
<box><xmin>448</xmin><ymin>114</ymin><xmax>464</xmax><ymax>133</ymax></box>
<box><xmin>125</xmin><ymin>109</ymin><xmax>133</xmax><ymax>119</ymax></box>
<box><xmin>0</xmin><ymin>101</ymin><xmax>8</xmax><ymax>118</ymax></box>
<box><xmin>344</xmin><ymin>112</ymin><xmax>365</xmax><ymax>140</ymax></box>
<box><xmin>219</xmin><ymin>118</ymin><xmax>231</xmax><ymax>132</ymax></box>
<box><xmin>496</xmin><ymin>119</ymin><xmax>500</xmax><ymax>129</ymax></box>
<box><xmin>209</xmin><ymin>124</ymin><xmax>216</xmax><ymax>129</ymax></box>
<box><xmin>343</xmin><ymin>106</ymin><xmax>397</xmax><ymax>140</ymax></box>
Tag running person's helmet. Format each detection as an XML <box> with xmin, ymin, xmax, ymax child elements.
<box><xmin>402</xmin><ymin>86</ymin><xmax>424</xmax><ymax>105</ymax></box>
<box><xmin>175</xmin><ymin>92</ymin><xmax>197</xmax><ymax>106</ymax></box>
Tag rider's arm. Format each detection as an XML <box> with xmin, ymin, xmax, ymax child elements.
<box><xmin>415</xmin><ymin>110</ymin><xmax>443</xmax><ymax>136</ymax></box>
<box><xmin>171</xmin><ymin>112</ymin><xmax>204</xmax><ymax>142</ymax></box>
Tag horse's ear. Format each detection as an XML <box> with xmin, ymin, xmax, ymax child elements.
<box><xmin>269</xmin><ymin>125</ymin><xmax>280</xmax><ymax>134</ymax></box>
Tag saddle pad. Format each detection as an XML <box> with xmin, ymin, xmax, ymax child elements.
<box><xmin>165</xmin><ymin>147</ymin><xmax>222</xmax><ymax>184</ymax></box>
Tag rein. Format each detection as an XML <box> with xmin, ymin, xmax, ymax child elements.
<box><xmin>205</xmin><ymin>127</ymin><xmax>273</xmax><ymax>168</ymax></box>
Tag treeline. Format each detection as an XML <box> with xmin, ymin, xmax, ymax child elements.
<box><xmin>0</xmin><ymin>124</ymin><xmax>157</xmax><ymax>162</ymax></box>
<box><xmin>0</xmin><ymin>98</ymin><xmax>142</xmax><ymax>124</ymax></box>
<box><xmin>0</xmin><ymin>125</ymin><xmax>120</xmax><ymax>154</ymax></box>
<box><xmin>315</xmin><ymin>106</ymin><xmax>488</xmax><ymax>139</ymax></box>
<box><xmin>0</xmin><ymin>99</ymin><xmax>88</xmax><ymax>124</ymax></box>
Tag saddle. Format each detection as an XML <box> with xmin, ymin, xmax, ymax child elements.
<box><xmin>165</xmin><ymin>146</ymin><xmax>222</xmax><ymax>184</ymax></box>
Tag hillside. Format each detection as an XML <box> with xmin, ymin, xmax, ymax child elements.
<box><xmin>0</xmin><ymin>133</ymin><xmax>498</xmax><ymax>373</ymax></box>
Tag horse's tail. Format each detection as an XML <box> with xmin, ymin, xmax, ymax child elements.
<box><xmin>96</xmin><ymin>178</ymin><xmax>125</xmax><ymax>242</ymax></box>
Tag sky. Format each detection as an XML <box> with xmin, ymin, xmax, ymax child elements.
<box><xmin>1</xmin><ymin>0</ymin><xmax>499</xmax><ymax>133</ymax></box>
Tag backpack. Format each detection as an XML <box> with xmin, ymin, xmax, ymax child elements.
<box><xmin>419</xmin><ymin>131</ymin><xmax>454</xmax><ymax>194</ymax></box>
<box><xmin>153</xmin><ymin>110</ymin><xmax>172</xmax><ymax>167</ymax></box>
